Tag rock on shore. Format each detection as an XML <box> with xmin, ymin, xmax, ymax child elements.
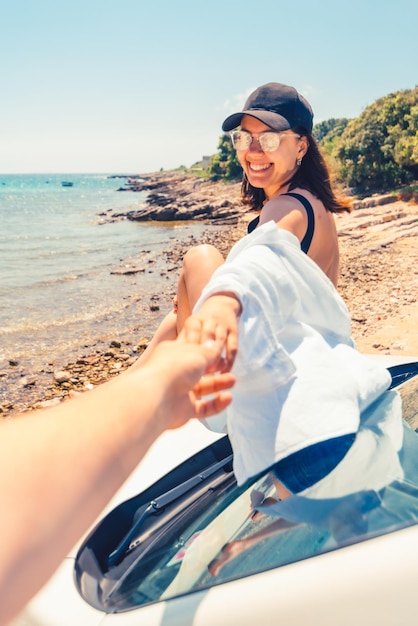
<box><xmin>100</xmin><ymin>172</ymin><xmax>243</xmax><ymax>224</ymax></box>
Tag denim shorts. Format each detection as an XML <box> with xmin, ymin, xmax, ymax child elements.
<box><xmin>271</xmin><ymin>434</ymin><xmax>356</xmax><ymax>493</ymax></box>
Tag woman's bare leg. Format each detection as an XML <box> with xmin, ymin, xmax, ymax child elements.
<box><xmin>175</xmin><ymin>244</ymin><xmax>224</xmax><ymax>332</ymax></box>
<box><xmin>134</xmin><ymin>244</ymin><xmax>224</xmax><ymax>367</ymax></box>
<box><xmin>132</xmin><ymin>310</ymin><xmax>178</xmax><ymax>368</ymax></box>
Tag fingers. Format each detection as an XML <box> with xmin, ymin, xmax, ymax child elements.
<box><xmin>192</xmin><ymin>372</ymin><xmax>235</xmax><ymax>419</ymax></box>
<box><xmin>180</xmin><ymin>316</ymin><xmax>224</xmax><ymax>347</ymax></box>
<box><xmin>193</xmin><ymin>372</ymin><xmax>236</xmax><ymax>398</ymax></box>
<box><xmin>194</xmin><ymin>391</ymin><xmax>233</xmax><ymax>419</ymax></box>
<box><xmin>179</xmin><ymin>315</ymin><xmax>238</xmax><ymax>372</ymax></box>
<box><xmin>224</xmin><ymin>331</ymin><xmax>238</xmax><ymax>372</ymax></box>
<box><xmin>202</xmin><ymin>324</ymin><xmax>237</xmax><ymax>372</ymax></box>
<box><xmin>179</xmin><ymin>316</ymin><xmax>206</xmax><ymax>344</ymax></box>
<box><xmin>178</xmin><ymin>318</ymin><xmax>224</xmax><ymax>370</ymax></box>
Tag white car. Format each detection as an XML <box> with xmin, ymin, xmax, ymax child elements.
<box><xmin>14</xmin><ymin>357</ymin><xmax>418</xmax><ymax>626</ymax></box>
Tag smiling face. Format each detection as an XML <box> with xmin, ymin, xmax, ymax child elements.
<box><xmin>236</xmin><ymin>115</ymin><xmax>307</xmax><ymax>200</ymax></box>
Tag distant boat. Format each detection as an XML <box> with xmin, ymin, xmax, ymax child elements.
<box><xmin>61</xmin><ymin>181</ymin><xmax>74</xmax><ymax>187</ymax></box>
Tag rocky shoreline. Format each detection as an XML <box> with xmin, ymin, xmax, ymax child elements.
<box><xmin>1</xmin><ymin>172</ymin><xmax>417</xmax><ymax>418</ymax></box>
<box><xmin>100</xmin><ymin>172</ymin><xmax>243</xmax><ymax>224</ymax></box>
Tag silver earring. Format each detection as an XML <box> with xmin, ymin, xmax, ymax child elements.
<box><xmin>297</xmin><ymin>158</ymin><xmax>302</xmax><ymax>166</ymax></box>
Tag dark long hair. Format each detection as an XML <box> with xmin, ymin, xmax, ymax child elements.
<box><xmin>241</xmin><ymin>129</ymin><xmax>351</xmax><ymax>214</ymax></box>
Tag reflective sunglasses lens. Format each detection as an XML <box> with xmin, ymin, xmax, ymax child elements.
<box><xmin>259</xmin><ymin>133</ymin><xmax>281</xmax><ymax>152</ymax></box>
<box><xmin>231</xmin><ymin>131</ymin><xmax>251</xmax><ymax>150</ymax></box>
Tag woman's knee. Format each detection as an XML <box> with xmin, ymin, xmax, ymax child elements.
<box><xmin>182</xmin><ymin>244</ymin><xmax>224</xmax><ymax>274</ymax></box>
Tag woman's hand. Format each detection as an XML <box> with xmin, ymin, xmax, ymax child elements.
<box><xmin>179</xmin><ymin>292</ymin><xmax>242</xmax><ymax>372</ymax></box>
<box><xmin>143</xmin><ymin>338</ymin><xmax>236</xmax><ymax>430</ymax></box>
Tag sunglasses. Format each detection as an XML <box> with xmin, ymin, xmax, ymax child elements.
<box><xmin>230</xmin><ymin>130</ymin><xmax>300</xmax><ymax>152</ymax></box>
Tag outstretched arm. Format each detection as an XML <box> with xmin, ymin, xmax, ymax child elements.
<box><xmin>0</xmin><ymin>339</ymin><xmax>234</xmax><ymax>625</ymax></box>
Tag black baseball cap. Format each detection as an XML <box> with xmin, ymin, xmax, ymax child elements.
<box><xmin>222</xmin><ymin>82</ymin><xmax>313</xmax><ymax>133</ymax></box>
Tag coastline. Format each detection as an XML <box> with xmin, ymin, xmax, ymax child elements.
<box><xmin>1</xmin><ymin>172</ymin><xmax>417</xmax><ymax>417</ymax></box>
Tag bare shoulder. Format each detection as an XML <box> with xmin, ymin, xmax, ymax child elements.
<box><xmin>260</xmin><ymin>188</ymin><xmax>340</xmax><ymax>285</ymax></box>
<box><xmin>259</xmin><ymin>191</ymin><xmax>308</xmax><ymax>240</ymax></box>
<box><xmin>259</xmin><ymin>189</ymin><xmax>325</xmax><ymax>240</ymax></box>
<box><xmin>262</xmin><ymin>188</ymin><xmax>336</xmax><ymax>227</ymax></box>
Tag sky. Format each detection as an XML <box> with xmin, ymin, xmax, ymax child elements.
<box><xmin>1</xmin><ymin>0</ymin><xmax>417</xmax><ymax>174</ymax></box>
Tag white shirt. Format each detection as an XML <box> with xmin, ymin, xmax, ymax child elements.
<box><xmin>195</xmin><ymin>222</ymin><xmax>391</xmax><ymax>485</ymax></box>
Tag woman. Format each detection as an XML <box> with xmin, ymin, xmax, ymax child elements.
<box><xmin>137</xmin><ymin>82</ymin><xmax>351</xmax><ymax>365</ymax></box>
<box><xmin>134</xmin><ymin>84</ymin><xmax>390</xmax><ymax>510</ymax></box>
<box><xmin>223</xmin><ymin>81</ymin><xmax>350</xmax><ymax>286</ymax></box>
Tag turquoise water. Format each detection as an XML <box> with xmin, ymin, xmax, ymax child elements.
<box><xmin>0</xmin><ymin>173</ymin><xmax>210</xmax><ymax>369</ymax></box>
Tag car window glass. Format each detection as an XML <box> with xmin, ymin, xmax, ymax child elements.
<box><xmin>75</xmin><ymin>373</ymin><xmax>418</xmax><ymax>613</ymax></box>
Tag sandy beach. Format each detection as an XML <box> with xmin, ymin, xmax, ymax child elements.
<box><xmin>1</xmin><ymin>173</ymin><xmax>417</xmax><ymax>417</ymax></box>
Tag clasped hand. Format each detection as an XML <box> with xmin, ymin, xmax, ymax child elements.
<box><xmin>179</xmin><ymin>292</ymin><xmax>242</xmax><ymax>373</ymax></box>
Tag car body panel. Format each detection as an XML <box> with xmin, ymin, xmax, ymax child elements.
<box><xmin>16</xmin><ymin>524</ymin><xmax>418</xmax><ymax>626</ymax></box>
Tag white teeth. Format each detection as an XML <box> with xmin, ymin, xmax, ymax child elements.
<box><xmin>250</xmin><ymin>163</ymin><xmax>270</xmax><ymax>171</ymax></box>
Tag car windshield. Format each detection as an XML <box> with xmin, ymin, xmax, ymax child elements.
<box><xmin>75</xmin><ymin>366</ymin><xmax>418</xmax><ymax>613</ymax></box>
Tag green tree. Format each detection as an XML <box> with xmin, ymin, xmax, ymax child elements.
<box><xmin>314</xmin><ymin>118</ymin><xmax>350</xmax><ymax>143</ymax></box>
<box><xmin>334</xmin><ymin>87</ymin><xmax>418</xmax><ymax>191</ymax></box>
<box><xmin>314</xmin><ymin>118</ymin><xmax>351</xmax><ymax>182</ymax></box>
<box><xmin>207</xmin><ymin>134</ymin><xmax>242</xmax><ymax>181</ymax></box>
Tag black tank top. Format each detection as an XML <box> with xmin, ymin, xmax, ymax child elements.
<box><xmin>247</xmin><ymin>192</ymin><xmax>315</xmax><ymax>254</ymax></box>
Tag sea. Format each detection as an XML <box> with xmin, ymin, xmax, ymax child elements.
<box><xmin>0</xmin><ymin>173</ymin><xmax>215</xmax><ymax>374</ymax></box>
